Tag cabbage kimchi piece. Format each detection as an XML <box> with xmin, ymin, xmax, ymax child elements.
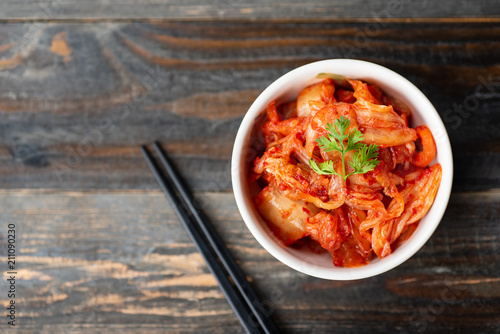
<box><xmin>255</xmin><ymin>185</ymin><xmax>320</xmax><ymax>245</ymax></box>
<box><xmin>372</xmin><ymin>163</ymin><xmax>442</xmax><ymax>258</ymax></box>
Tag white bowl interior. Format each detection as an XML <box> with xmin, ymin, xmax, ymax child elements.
<box><xmin>231</xmin><ymin>59</ymin><xmax>453</xmax><ymax>280</ymax></box>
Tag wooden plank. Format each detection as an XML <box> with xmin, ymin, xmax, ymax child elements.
<box><xmin>0</xmin><ymin>189</ymin><xmax>498</xmax><ymax>333</ymax></box>
<box><xmin>1</xmin><ymin>1</ymin><xmax>500</xmax><ymax>20</ymax></box>
<box><xmin>0</xmin><ymin>21</ymin><xmax>499</xmax><ymax>191</ymax></box>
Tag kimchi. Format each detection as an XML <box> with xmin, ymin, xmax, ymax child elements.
<box><xmin>250</xmin><ymin>76</ymin><xmax>442</xmax><ymax>267</ymax></box>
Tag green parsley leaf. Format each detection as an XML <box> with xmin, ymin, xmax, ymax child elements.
<box><xmin>309</xmin><ymin>159</ymin><xmax>339</xmax><ymax>176</ymax></box>
<box><xmin>308</xmin><ymin>116</ymin><xmax>380</xmax><ymax>181</ymax></box>
<box><xmin>346</xmin><ymin>144</ymin><xmax>380</xmax><ymax>178</ymax></box>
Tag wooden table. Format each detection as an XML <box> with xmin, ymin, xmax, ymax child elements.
<box><xmin>1</xmin><ymin>2</ymin><xmax>499</xmax><ymax>333</ymax></box>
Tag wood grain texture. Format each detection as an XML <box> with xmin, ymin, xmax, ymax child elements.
<box><xmin>0</xmin><ymin>190</ymin><xmax>498</xmax><ymax>333</ymax></box>
<box><xmin>1</xmin><ymin>1</ymin><xmax>500</xmax><ymax>20</ymax></box>
<box><xmin>0</xmin><ymin>20</ymin><xmax>499</xmax><ymax>191</ymax></box>
<box><xmin>0</xmin><ymin>2</ymin><xmax>498</xmax><ymax>333</ymax></box>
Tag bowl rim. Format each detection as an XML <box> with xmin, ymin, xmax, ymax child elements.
<box><xmin>231</xmin><ymin>59</ymin><xmax>453</xmax><ymax>280</ymax></box>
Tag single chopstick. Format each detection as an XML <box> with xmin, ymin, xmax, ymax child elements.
<box><xmin>152</xmin><ymin>142</ymin><xmax>280</xmax><ymax>334</ymax></box>
<box><xmin>140</xmin><ymin>144</ymin><xmax>279</xmax><ymax>334</ymax></box>
<box><xmin>140</xmin><ymin>146</ymin><xmax>258</xmax><ymax>333</ymax></box>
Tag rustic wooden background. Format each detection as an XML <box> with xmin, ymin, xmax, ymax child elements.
<box><xmin>0</xmin><ymin>1</ymin><xmax>499</xmax><ymax>333</ymax></box>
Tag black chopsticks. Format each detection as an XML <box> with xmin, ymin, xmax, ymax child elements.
<box><xmin>141</xmin><ymin>142</ymin><xmax>280</xmax><ymax>334</ymax></box>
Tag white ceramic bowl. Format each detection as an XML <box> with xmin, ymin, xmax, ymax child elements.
<box><xmin>231</xmin><ymin>59</ymin><xmax>453</xmax><ymax>280</ymax></box>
